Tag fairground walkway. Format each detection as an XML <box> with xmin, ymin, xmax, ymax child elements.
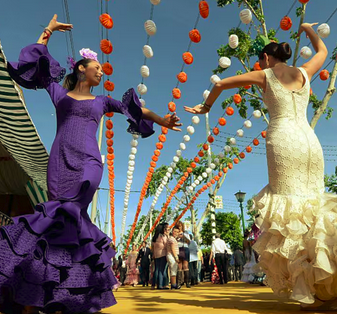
<box><xmin>103</xmin><ymin>282</ymin><xmax>308</xmax><ymax>314</ymax></box>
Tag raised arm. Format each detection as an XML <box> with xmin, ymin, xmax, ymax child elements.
<box><xmin>184</xmin><ymin>70</ymin><xmax>265</xmax><ymax>115</ymax></box>
<box><xmin>37</xmin><ymin>14</ymin><xmax>73</xmax><ymax>46</ymax></box>
<box><xmin>298</xmin><ymin>23</ymin><xmax>328</xmax><ymax>81</ymax></box>
<box><xmin>141</xmin><ymin>108</ymin><xmax>182</xmax><ymax>132</ymax></box>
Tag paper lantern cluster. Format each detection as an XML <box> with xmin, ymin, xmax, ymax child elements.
<box><xmin>124</xmin><ymin>126</ymin><xmax>169</xmax><ymax>254</ymax></box>
<box><xmin>105</xmin><ymin>112</ymin><xmax>116</xmax><ymax>244</ymax></box>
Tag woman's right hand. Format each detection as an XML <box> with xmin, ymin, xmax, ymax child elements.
<box><xmin>48</xmin><ymin>14</ymin><xmax>73</xmax><ymax>32</ymax></box>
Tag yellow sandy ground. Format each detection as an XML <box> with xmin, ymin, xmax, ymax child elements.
<box><xmin>101</xmin><ymin>282</ymin><xmax>323</xmax><ymax>314</ymax></box>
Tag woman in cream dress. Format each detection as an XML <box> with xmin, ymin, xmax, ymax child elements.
<box><xmin>185</xmin><ymin>23</ymin><xmax>337</xmax><ymax>310</ymax></box>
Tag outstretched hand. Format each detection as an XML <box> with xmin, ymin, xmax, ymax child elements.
<box><xmin>164</xmin><ymin>113</ymin><xmax>182</xmax><ymax>132</ymax></box>
<box><xmin>184</xmin><ymin>104</ymin><xmax>209</xmax><ymax>115</ymax></box>
<box><xmin>48</xmin><ymin>14</ymin><xmax>73</xmax><ymax>33</ymax></box>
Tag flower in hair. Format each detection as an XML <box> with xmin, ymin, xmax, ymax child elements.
<box><xmin>67</xmin><ymin>56</ymin><xmax>76</xmax><ymax>71</ymax></box>
<box><xmin>79</xmin><ymin>48</ymin><xmax>98</xmax><ymax>62</ymax></box>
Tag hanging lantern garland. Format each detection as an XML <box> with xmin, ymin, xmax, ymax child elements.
<box><xmin>100</xmin><ymin>3</ymin><xmax>116</xmax><ymax>243</ymax></box>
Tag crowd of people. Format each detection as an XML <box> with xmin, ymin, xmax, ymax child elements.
<box><xmin>111</xmin><ymin>225</ymin><xmax>258</xmax><ymax>290</ymax></box>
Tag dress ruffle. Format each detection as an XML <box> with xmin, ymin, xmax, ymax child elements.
<box><xmin>121</xmin><ymin>88</ymin><xmax>155</xmax><ymax>138</ymax></box>
<box><xmin>7</xmin><ymin>43</ymin><xmax>66</xmax><ymax>89</ymax></box>
<box><xmin>252</xmin><ymin>185</ymin><xmax>337</xmax><ymax>304</ymax></box>
<box><xmin>0</xmin><ymin>181</ymin><xmax>118</xmax><ymax>314</ymax></box>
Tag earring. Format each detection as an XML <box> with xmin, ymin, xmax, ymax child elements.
<box><xmin>77</xmin><ymin>72</ymin><xmax>86</xmax><ymax>82</ymax></box>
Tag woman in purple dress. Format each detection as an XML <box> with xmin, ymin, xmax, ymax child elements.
<box><xmin>0</xmin><ymin>15</ymin><xmax>181</xmax><ymax>314</ymax></box>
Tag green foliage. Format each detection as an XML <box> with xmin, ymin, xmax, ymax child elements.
<box><xmin>296</xmin><ymin>6</ymin><xmax>304</xmax><ymax>17</ymax></box>
<box><xmin>325</xmin><ymin>167</ymin><xmax>337</xmax><ymax>194</ymax></box>
<box><xmin>309</xmin><ymin>93</ymin><xmax>333</xmax><ymax>121</ymax></box>
<box><xmin>331</xmin><ymin>46</ymin><xmax>337</xmax><ymax>60</ymax></box>
<box><xmin>200</xmin><ymin>212</ymin><xmax>243</xmax><ymax>250</ymax></box>
<box><xmin>146</xmin><ymin>165</ymin><xmax>168</xmax><ymax>198</ymax></box>
<box><xmin>216</xmin><ymin>0</ymin><xmax>260</xmax><ymax>11</ymax></box>
<box><xmin>245</xmin><ymin>197</ymin><xmax>257</xmax><ymax>228</ymax></box>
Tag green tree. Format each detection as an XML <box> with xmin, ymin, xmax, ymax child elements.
<box><xmin>200</xmin><ymin>212</ymin><xmax>243</xmax><ymax>250</ymax></box>
<box><xmin>325</xmin><ymin>166</ymin><xmax>337</xmax><ymax>194</ymax></box>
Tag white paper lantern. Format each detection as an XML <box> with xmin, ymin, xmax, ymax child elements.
<box><xmin>214</xmin><ymin>158</ymin><xmax>220</xmax><ymax>165</ymax></box>
<box><xmin>211</xmin><ymin>222</ymin><xmax>216</xmax><ymax>227</ymax></box>
<box><xmin>192</xmin><ymin>116</ymin><xmax>200</xmax><ymax>125</ymax></box>
<box><xmin>206</xmin><ymin>167</ymin><xmax>212</xmax><ymax>174</ymax></box>
<box><xmin>131</xmin><ymin>139</ymin><xmax>138</xmax><ymax>147</ymax></box>
<box><xmin>300</xmin><ymin>46</ymin><xmax>312</xmax><ymax>60</ymax></box>
<box><xmin>244</xmin><ymin>120</ymin><xmax>252</xmax><ymax>129</ymax></box>
<box><xmin>210</xmin><ymin>74</ymin><xmax>221</xmax><ymax>85</ymax></box>
<box><xmin>127</xmin><ymin>170</ymin><xmax>133</xmax><ymax>176</ymax></box>
<box><xmin>195</xmin><ymin>179</ymin><xmax>200</xmax><ymax>185</ymax></box>
<box><xmin>127</xmin><ymin>179</ymin><xmax>132</xmax><ymax>184</ymax></box>
<box><xmin>183</xmin><ymin>135</ymin><xmax>190</xmax><ymax>142</ymax></box>
<box><xmin>188</xmin><ymin>186</ymin><xmax>194</xmax><ymax>191</ymax></box>
<box><xmin>187</xmin><ymin>126</ymin><xmax>195</xmax><ymax>135</ymax></box>
<box><xmin>129</xmin><ymin>154</ymin><xmax>135</xmax><ymax>160</ymax></box>
<box><xmin>139</xmin><ymin>98</ymin><xmax>146</xmax><ymax>107</ymax></box>
<box><xmin>133</xmin><ymin>134</ymin><xmax>139</xmax><ymax>140</ymax></box>
<box><xmin>253</xmin><ymin>110</ymin><xmax>261</xmax><ymax>118</ymax></box>
<box><xmin>236</xmin><ymin>129</ymin><xmax>244</xmax><ymax>137</ymax></box>
<box><xmin>224</xmin><ymin>145</ymin><xmax>232</xmax><ymax>153</ymax></box>
<box><xmin>140</xmin><ymin>65</ymin><xmax>150</xmax><ymax>78</ymax></box>
<box><xmin>128</xmin><ymin>160</ymin><xmax>135</xmax><ymax>166</ymax></box>
<box><xmin>239</xmin><ymin>9</ymin><xmax>252</xmax><ymax>24</ymax></box>
<box><xmin>229</xmin><ymin>138</ymin><xmax>236</xmax><ymax>145</ymax></box>
<box><xmin>144</xmin><ymin>20</ymin><xmax>157</xmax><ymax>36</ymax></box>
<box><xmin>173</xmin><ymin>156</ymin><xmax>179</xmax><ymax>163</ymax></box>
<box><xmin>170</xmin><ymin>162</ymin><xmax>176</xmax><ymax>168</ymax></box>
<box><xmin>210</xmin><ymin>163</ymin><xmax>216</xmax><ymax>169</ymax></box>
<box><xmin>198</xmin><ymin>176</ymin><xmax>203</xmax><ymax>181</ymax></box>
<box><xmin>168</xmin><ymin>167</ymin><xmax>173</xmax><ymax>173</ymax></box>
<box><xmin>202</xmin><ymin>172</ymin><xmax>208</xmax><ymax>178</ymax></box>
<box><xmin>219</xmin><ymin>57</ymin><xmax>231</xmax><ymax>69</ymax></box>
<box><xmin>129</xmin><ymin>166</ymin><xmax>135</xmax><ymax>172</ymax></box>
<box><xmin>229</xmin><ymin>34</ymin><xmax>239</xmax><ymax>49</ymax></box>
<box><xmin>150</xmin><ymin>0</ymin><xmax>161</xmax><ymax>5</ymax></box>
<box><xmin>131</xmin><ymin>147</ymin><xmax>137</xmax><ymax>155</ymax></box>
<box><xmin>166</xmin><ymin>172</ymin><xmax>171</xmax><ymax>178</ymax></box>
<box><xmin>317</xmin><ymin>23</ymin><xmax>330</xmax><ymax>38</ymax></box>
<box><xmin>127</xmin><ymin>175</ymin><xmax>133</xmax><ymax>180</ymax></box>
<box><xmin>191</xmin><ymin>183</ymin><xmax>196</xmax><ymax>188</ymax></box>
<box><xmin>218</xmin><ymin>152</ymin><xmax>224</xmax><ymax>158</ymax></box>
<box><xmin>176</xmin><ymin>150</ymin><xmax>182</xmax><ymax>157</ymax></box>
<box><xmin>180</xmin><ymin>143</ymin><xmax>186</xmax><ymax>150</ymax></box>
<box><xmin>203</xmin><ymin>90</ymin><xmax>210</xmax><ymax>100</ymax></box>
<box><xmin>137</xmin><ymin>83</ymin><xmax>147</xmax><ymax>95</ymax></box>
<box><xmin>143</xmin><ymin>45</ymin><xmax>154</xmax><ymax>58</ymax></box>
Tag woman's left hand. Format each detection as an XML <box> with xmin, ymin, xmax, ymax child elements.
<box><xmin>163</xmin><ymin>113</ymin><xmax>182</xmax><ymax>131</ymax></box>
<box><xmin>184</xmin><ymin>104</ymin><xmax>209</xmax><ymax>115</ymax></box>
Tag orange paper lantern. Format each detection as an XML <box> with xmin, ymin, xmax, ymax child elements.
<box><xmin>105</xmin><ymin>112</ymin><xmax>114</xmax><ymax>118</ymax></box>
<box><xmin>104</xmin><ymin>80</ymin><xmax>115</xmax><ymax>92</ymax></box>
<box><xmin>102</xmin><ymin>62</ymin><xmax>113</xmax><ymax>75</ymax></box>
<box><xmin>214</xmin><ymin>175</ymin><xmax>220</xmax><ymax>181</ymax></box>
<box><xmin>226</xmin><ymin>107</ymin><xmax>234</xmax><ymax>116</ymax></box>
<box><xmin>261</xmin><ymin>131</ymin><xmax>267</xmax><ymax>138</ymax></box>
<box><xmin>211</xmin><ymin>179</ymin><xmax>216</xmax><ymax>184</ymax></box>
<box><xmin>199</xmin><ymin>1</ymin><xmax>209</xmax><ymax>18</ymax></box>
<box><xmin>208</xmin><ymin>135</ymin><xmax>214</xmax><ymax>143</ymax></box>
<box><xmin>156</xmin><ymin>142</ymin><xmax>164</xmax><ymax>150</ymax></box>
<box><xmin>198</xmin><ymin>151</ymin><xmax>204</xmax><ymax>157</ymax></box>
<box><xmin>107</xmin><ymin>147</ymin><xmax>114</xmax><ymax>154</ymax></box>
<box><xmin>154</xmin><ymin>149</ymin><xmax>161</xmax><ymax>156</ymax></box>
<box><xmin>246</xmin><ymin>146</ymin><xmax>252</xmax><ymax>153</ymax></box>
<box><xmin>213</xmin><ymin>127</ymin><xmax>219</xmax><ymax>135</ymax></box>
<box><xmin>177</xmin><ymin>72</ymin><xmax>188</xmax><ymax>83</ymax></box>
<box><xmin>159</xmin><ymin>134</ymin><xmax>166</xmax><ymax>143</ymax></box>
<box><xmin>233</xmin><ymin>158</ymin><xmax>239</xmax><ymax>164</ymax></box>
<box><xmin>189</xmin><ymin>29</ymin><xmax>201</xmax><ymax>43</ymax></box>
<box><xmin>100</xmin><ymin>39</ymin><xmax>113</xmax><ymax>54</ymax></box>
<box><xmin>106</xmin><ymin>130</ymin><xmax>114</xmax><ymax>139</ymax></box>
<box><xmin>228</xmin><ymin>163</ymin><xmax>233</xmax><ymax>169</ymax></box>
<box><xmin>203</xmin><ymin>143</ymin><xmax>209</xmax><ymax>150</ymax></box>
<box><xmin>299</xmin><ymin>0</ymin><xmax>309</xmax><ymax>3</ymax></box>
<box><xmin>105</xmin><ymin>120</ymin><xmax>113</xmax><ymax>129</ymax></box>
<box><xmin>253</xmin><ymin>138</ymin><xmax>260</xmax><ymax>146</ymax></box>
<box><xmin>280</xmin><ymin>16</ymin><xmax>292</xmax><ymax>31</ymax></box>
<box><xmin>168</xmin><ymin>102</ymin><xmax>176</xmax><ymax>112</ymax></box>
<box><xmin>244</xmin><ymin>85</ymin><xmax>252</xmax><ymax>89</ymax></box>
<box><xmin>191</xmin><ymin>162</ymin><xmax>197</xmax><ymax>168</ymax></box>
<box><xmin>194</xmin><ymin>156</ymin><xmax>200</xmax><ymax>163</ymax></box>
<box><xmin>152</xmin><ymin>155</ymin><xmax>159</xmax><ymax>162</ymax></box>
<box><xmin>233</xmin><ymin>94</ymin><xmax>242</xmax><ymax>104</ymax></box>
<box><xmin>107</xmin><ymin>139</ymin><xmax>113</xmax><ymax>146</ymax></box>
<box><xmin>320</xmin><ymin>69</ymin><xmax>329</xmax><ymax>81</ymax></box>
<box><xmin>161</xmin><ymin>127</ymin><xmax>168</xmax><ymax>134</ymax></box>
<box><xmin>183</xmin><ymin>52</ymin><xmax>194</xmax><ymax>65</ymax></box>
<box><xmin>172</xmin><ymin>88</ymin><xmax>181</xmax><ymax>99</ymax></box>
<box><xmin>207</xmin><ymin>182</ymin><xmax>211</xmax><ymax>187</ymax></box>
<box><xmin>218</xmin><ymin>117</ymin><xmax>227</xmax><ymax>126</ymax></box>
<box><xmin>99</xmin><ymin>13</ymin><xmax>113</xmax><ymax>29</ymax></box>
<box><xmin>223</xmin><ymin>167</ymin><xmax>228</xmax><ymax>173</ymax></box>
<box><xmin>239</xmin><ymin>152</ymin><xmax>245</xmax><ymax>159</ymax></box>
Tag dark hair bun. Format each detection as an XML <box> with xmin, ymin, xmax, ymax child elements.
<box><xmin>275</xmin><ymin>42</ymin><xmax>292</xmax><ymax>62</ymax></box>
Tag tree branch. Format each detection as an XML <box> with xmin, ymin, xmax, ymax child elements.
<box><xmin>310</xmin><ymin>60</ymin><xmax>337</xmax><ymax>129</ymax></box>
<box><xmin>292</xmin><ymin>4</ymin><xmax>307</xmax><ymax>67</ymax></box>
<box><xmin>244</xmin><ymin>91</ymin><xmax>263</xmax><ymax>101</ymax></box>
<box><xmin>258</xmin><ymin>0</ymin><xmax>268</xmax><ymax>37</ymax></box>
<box><xmin>239</xmin><ymin>58</ymin><xmax>250</xmax><ymax>72</ymax></box>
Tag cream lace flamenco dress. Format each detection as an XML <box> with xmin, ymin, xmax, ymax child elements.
<box><xmin>253</xmin><ymin>67</ymin><xmax>337</xmax><ymax>305</ymax></box>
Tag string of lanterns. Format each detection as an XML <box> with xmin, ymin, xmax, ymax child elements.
<box><xmin>99</xmin><ymin>1</ymin><xmax>116</xmax><ymax>244</ymax></box>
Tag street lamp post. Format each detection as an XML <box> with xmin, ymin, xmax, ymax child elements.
<box><xmin>235</xmin><ymin>190</ymin><xmax>246</xmax><ymax>234</ymax></box>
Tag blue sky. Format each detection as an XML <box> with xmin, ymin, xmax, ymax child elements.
<box><xmin>1</xmin><ymin>0</ymin><xmax>337</xmax><ymax>243</ymax></box>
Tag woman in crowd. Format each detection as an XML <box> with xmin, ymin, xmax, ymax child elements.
<box><xmin>176</xmin><ymin>221</ymin><xmax>191</xmax><ymax>288</ymax></box>
<box><xmin>151</xmin><ymin>223</ymin><xmax>169</xmax><ymax>289</ymax></box>
<box><xmin>166</xmin><ymin>226</ymin><xmax>180</xmax><ymax>289</ymax></box>
<box><xmin>126</xmin><ymin>244</ymin><xmax>139</xmax><ymax>287</ymax></box>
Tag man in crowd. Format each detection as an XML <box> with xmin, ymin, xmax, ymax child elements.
<box><xmin>233</xmin><ymin>246</ymin><xmax>245</xmax><ymax>281</ymax></box>
<box><xmin>209</xmin><ymin>233</ymin><xmax>228</xmax><ymax>284</ymax></box>
<box><xmin>118</xmin><ymin>253</ymin><xmax>128</xmax><ymax>286</ymax></box>
<box><xmin>137</xmin><ymin>241</ymin><xmax>152</xmax><ymax>287</ymax></box>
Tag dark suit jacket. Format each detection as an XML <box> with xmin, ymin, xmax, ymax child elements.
<box><xmin>233</xmin><ymin>249</ymin><xmax>244</xmax><ymax>266</ymax></box>
<box><xmin>137</xmin><ymin>247</ymin><xmax>151</xmax><ymax>267</ymax></box>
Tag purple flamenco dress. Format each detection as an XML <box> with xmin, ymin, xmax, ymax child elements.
<box><xmin>0</xmin><ymin>43</ymin><xmax>154</xmax><ymax>314</ymax></box>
